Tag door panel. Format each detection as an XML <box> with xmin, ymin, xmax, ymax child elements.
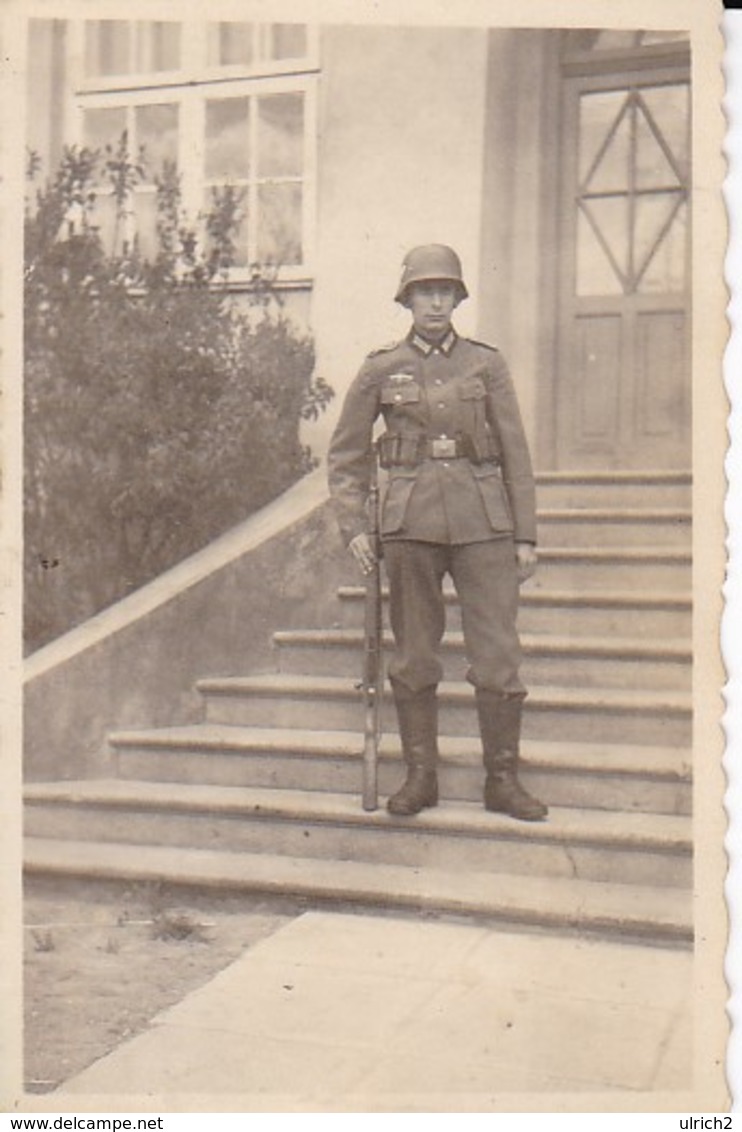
<box><xmin>575</xmin><ymin>315</ymin><xmax>622</xmax><ymax>444</ymax></box>
<box><xmin>634</xmin><ymin>309</ymin><xmax>688</xmax><ymax>455</ymax></box>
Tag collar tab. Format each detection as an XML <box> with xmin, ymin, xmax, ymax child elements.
<box><xmin>410</xmin><ymin>328</ymin><xmax>457</xmax><ymax>356</ymax></box>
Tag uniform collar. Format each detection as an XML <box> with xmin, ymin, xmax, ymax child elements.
<box><xmin>409</xmin><ymin>327</ymin><xmax>458</xmax><ymax>357</ymax></box>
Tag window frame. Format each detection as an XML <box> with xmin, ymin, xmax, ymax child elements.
<box><xmin>74</xmin><ymin>19</ymin><xmax>320</xmax><ymax>92</ymax></box>
<box><xmin>68</xmin><ymin>19</ymin><xmax>318</xmax><ymax>287</ymax></box>
<box><xmin>560</xmin><ymin>31</ymin><xmax>690</xmax><ymax>78</ymax></box>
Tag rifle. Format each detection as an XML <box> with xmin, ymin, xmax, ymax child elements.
<box><xmin>361</xmin><ymin>446</ymin><xmax>383</xmax><ymax>811</ymax></box>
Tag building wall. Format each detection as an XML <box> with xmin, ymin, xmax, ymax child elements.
<box><xmin>478</xmin><ymin>29</ymin><xmax>562</xmax><ymax>468</ymax></box>
<box><xmin>309</xmin><ymin>24</ymin><xmax>490</xmax><ymax>455</ymax></box>
<box><xmin>26</xmin><ymin>20</ymin><xmax>60</xmax><ymax>173</ymax></box>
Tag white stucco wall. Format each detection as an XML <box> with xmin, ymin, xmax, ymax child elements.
<box><xmin>478</xmin><ymin>29</ymin><xmax>561</xmax><ymax>464</ymax></box>
<box><xmin>308</xmin><ymin>24</ymin><xmax>489</xmax><ymax>455</ymax></box>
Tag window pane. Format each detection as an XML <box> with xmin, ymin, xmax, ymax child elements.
<box><xmin>636</xmin><ymin>105</ymin><xmax>682</xmax><ymax>190</ymax></box>
<box><xmin>576</xmin><ymin>209</ymin><xmax>624</xmax><ymax>296</ymax></box>
<box><xmin>83</xmin><ymin>108</ymin><xmax>128</xmax><ymax>184</ymax></box>
<box><xmin>583</xmin><ymin>196</ymin><xmax>630</xmax><ymax>279</ymax></box>
<box><xmin>268</xmin><ymin>24</ymin><xmax>308</xmax><ymax>59</ymax></box>
<box><xmin>640</xmin><ymin>85</ymin><xmax>690</xmax><ymax>181</ymax></box>
<box><xmin>635</xmin><ymin>192</ymin><xmax>679</xmax><ymax>265</ymax></box>
<box><xmin>636</xmin><ymin>196</ymin><xmax>687</xmax><ymax>292</ymax></box>
<box><xmin>134</xmin><ymin>21</ymin><xmax>181</xmax><ymax>72</ymax></box>
<box><xmin>90</xmin><ymin>193</ymin><xmax>118</xmax><ymax>254</ymax></box>
<box><xmin>134</xmin><ymin>189</ymin><xmax>158</xmax><ymax>260</ymax></box>
<box><xmin>579</xmin><ymin>91</ymin><xmax>630</xmax><ymax>189</ymax></box>
<box><xmin>205</xmin><ymin>98</ymin><xmax>250</xmax><ymax>179</ymax></box>
<box><xmin>257</xmin><ymin>94</ymin><xmax>303</xmax><ymax>177</ymax></box>
<box><xmin>207</xmin><ymin>22</ymin><xmax>255</xmax><ymax>66</ymax></box>
<box><xmin>136</xmin><ymin>104</ymin><xmax>179</xmax><ymax>183</ymax></box>
<box><xmin>203</xmin><ymin>190</ymin><xmax>250</xmax><ymax>267</ymax></box>
<box><xmin>258</xmin><ymin>183</ymin><xmax>302</xmax><ymax>265</ymax></box>
<box><xmin>85</xmin><ymin>21</ymin><xmax>130</xmax><ymax>76</ymax></box>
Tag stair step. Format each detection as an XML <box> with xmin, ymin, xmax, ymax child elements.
<box><xmin>338</xmin><ymin>586</ymin><xmax>692</xmax><ymax>638</ymax></box>
<box><xmin>197</xmin><ymin>673</ymin><xmax>692</xmax><ymax>746</ymax></box>
<box><xmin>535</xmin><ymin>508</ymin><xmax>691</xmax><ymax>547</ymax></box>
<box><xmin>23</xmin><ymin>837</ymin><xmax>693</xmax><ymax>945</ymax></box>
<box><xmin>534</xmin><ymin>470</ymin><xmax>691</xmax><ymax>509</ymax></box>
<box><xmin>111</xmin><ymin>724</ymin><xmax>691</xmax><ymax>814</ymax></box>
<box><xmin>354</xmin><ymin>552</ymin><xmax>692</xmax><ymax>591</ymax></box>
<box><xmin>513</xmin><ymin>547</ymin><xmax>690</xmax><ymax>590</ymax></box>
<box><xmin>273</xmin><ymin>629</ymin><xmax>691</xmax><ymax>690</ymax></box>
<box><xmin>24</xmin><ymin>780</ymin><xmax>692</xmax><ymax>889</ymax></box>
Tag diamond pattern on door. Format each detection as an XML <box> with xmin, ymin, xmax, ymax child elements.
<box><xmin>576</xmin><ymin>85</ymin><xmax>689</xmax><ymax>297</ymax></box>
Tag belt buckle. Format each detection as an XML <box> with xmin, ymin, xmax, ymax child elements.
<box><xmin>431</xmin><ymin>437</ymin><xmax>457</xmax><ymax>459</ymax></box>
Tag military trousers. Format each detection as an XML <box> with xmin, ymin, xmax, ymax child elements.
<box><xmin>382</xmin><ymin>537</ymin><xmax>526</xmax><ymax>697</ymax></box>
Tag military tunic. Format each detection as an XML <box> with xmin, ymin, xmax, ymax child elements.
<box><xmin>327</xmin><ymin>326</ymin><xmax>537</xmax><ymax>695</ymax></box>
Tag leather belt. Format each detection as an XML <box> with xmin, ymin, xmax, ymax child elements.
<box><xmin>377</xmin><ymin>431</ymin><xmax>501</xmax><ymax>469</ymax></box>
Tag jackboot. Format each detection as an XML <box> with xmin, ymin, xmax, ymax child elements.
<box><xmin>387</xmin><ymin>683</ymin><xmax>439</xmax><ymax>816</ymax></box>
<box><xmin>475</xmin><ymin>689</ymin><xmax>548</xmax><ymax>821</ymax></box>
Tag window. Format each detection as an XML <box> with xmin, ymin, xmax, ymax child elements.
<box><xmin>202</xmin><ymin>91</ymin><xmax>305</xmax><ymax>266</ymax></box>
<box><xmin>75</xmin><ymin>19</ymin><xmax>317</xmax><ymax>279</ymax></box>
<box><xmin>85</xmin><ymin>21</ymin><xmax>182</xmax><ymax>77</ymax></box>
<box><xmin>82</xmin><ymin>100</ymin><xmax>179</xmax><ymax>260</ymax></box>
<box><xmin>206</xmin><ymin>22</ymin><xmax>308</xmax><ymax>68</ymax></box>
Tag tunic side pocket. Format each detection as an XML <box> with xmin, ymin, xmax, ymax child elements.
<box><xmin>470</xmin><ymin>464</ymin><xmax>514</xmax><ymax>533</ymax></box>
<box><xmin>380</xmin><ymin>469</ymin><xmax>418</xmax><ymax>535</ymax></box>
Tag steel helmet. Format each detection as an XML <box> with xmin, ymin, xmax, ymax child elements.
<box><xmin>394</xmin><ymin>244</ymin><xmax>469</xmax><ymax>305</ymax></box>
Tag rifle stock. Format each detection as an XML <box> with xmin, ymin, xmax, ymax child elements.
<box><xmin>361</xmin><ymin>457</ymin><xmax>383</xmax><ymax>811</ymax></box>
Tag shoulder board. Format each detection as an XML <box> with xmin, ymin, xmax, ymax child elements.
<box><xmin>466</xmin><ymin>338</ymin><xmax>500</xmax><ymax>353</ymax></box>
<box><xmin>367</xmin><ymin>340</ymin><xmax>400</xmax><ymax>358</ymax></box>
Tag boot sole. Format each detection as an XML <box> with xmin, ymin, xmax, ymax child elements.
<box><xmin>484</xmin><ymin>802</ymin><xmax>548</xmax><ymax>822</ymax></box>
<box><xmin>387</xmin><ymin>797</ymin><xmax>439</xmax><ymax>816</ymax></box>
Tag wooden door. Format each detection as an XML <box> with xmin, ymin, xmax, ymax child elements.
<box><xmin>557</xmin><ymin>65</ymin><xmax>691</xmax><ymax>470</ymax></box>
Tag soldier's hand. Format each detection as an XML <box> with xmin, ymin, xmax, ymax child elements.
<box><xmin>349</xmin><ymin>532</ymin><xmax>377</xmax><ymax>576</ymax></box>
<box><xmin>515</xmin><ymin>542</ymin><xmax>537</xmax><ymax>584</ymax></box>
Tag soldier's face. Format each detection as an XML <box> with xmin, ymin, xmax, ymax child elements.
<box><xmin>407</xmin><ymin>280</ymin><xmax>458</xmax><ymax>339</ymax></box>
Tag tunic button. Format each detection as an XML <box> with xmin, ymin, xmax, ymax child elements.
<box><xmin>438</xmin><ymin>402</ymin><xmax>445</xmax><ymax>409</ymax></box>
<box><xmin>395</xmin><ymin>393</ymin><xmax>402</xmax><ymax>402</ymax></box>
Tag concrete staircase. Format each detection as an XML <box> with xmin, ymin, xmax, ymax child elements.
<box><xmin>24</xmin><ymin>471</ymin><xmax>693</xmax><ymax>945</ymax></box>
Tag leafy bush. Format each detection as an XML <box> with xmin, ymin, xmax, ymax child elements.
<box><xmin>24</xmin><ymin>144</ymin><xmax>333</xmax><ymax>652</ymax></box>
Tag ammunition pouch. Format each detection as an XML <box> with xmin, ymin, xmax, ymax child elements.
<box><xmin>378</xmin><ymin>433</ymin><xmax>424</xmax><ymax>469</ymax></box>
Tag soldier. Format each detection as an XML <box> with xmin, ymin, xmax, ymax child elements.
<box><xmin>327</xmin><ymin>244</ymin><xmax>547</xmax><ymax>821</ymax></box>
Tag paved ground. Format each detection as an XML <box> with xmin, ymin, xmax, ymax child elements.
<box><xmin>57</xmin><ymin>910</ymin><xmax>692</xmax><ymax>1110</ymax></box>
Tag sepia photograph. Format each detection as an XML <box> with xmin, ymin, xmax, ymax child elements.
<box><xmin>1</xmin><ymin>0</ymin><xmax>730</xmax><ymax>1114</ymax></box>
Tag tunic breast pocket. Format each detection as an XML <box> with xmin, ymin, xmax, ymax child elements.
<box><xmin>471</xmin><ymin>464</ymin><xmax>513</xmax><ymax>534</ymax></box>
<box><xmin>459</xmin><ymin>375</ymin><xmax>498</xmax><ymax>462</ymax></box>
<box><xmin>458</xmin><ymin>375</ymin><xmax>487</xmax><ymax>426</ymax></box>
<box><xmin>380</xmin><ymin>381</ymin><xmax>422</xmax><ymax>412</ymax></box>
<box><xmin>458</xmin><ymin>376</ymin><xmax>487</xmax><ymax>402</ymax></box>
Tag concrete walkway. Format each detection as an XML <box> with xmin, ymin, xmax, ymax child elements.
<box><xmin>57</xmin><ymin>910</ymin><xmax>692</xmax><ymax>1110</ymax></box>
